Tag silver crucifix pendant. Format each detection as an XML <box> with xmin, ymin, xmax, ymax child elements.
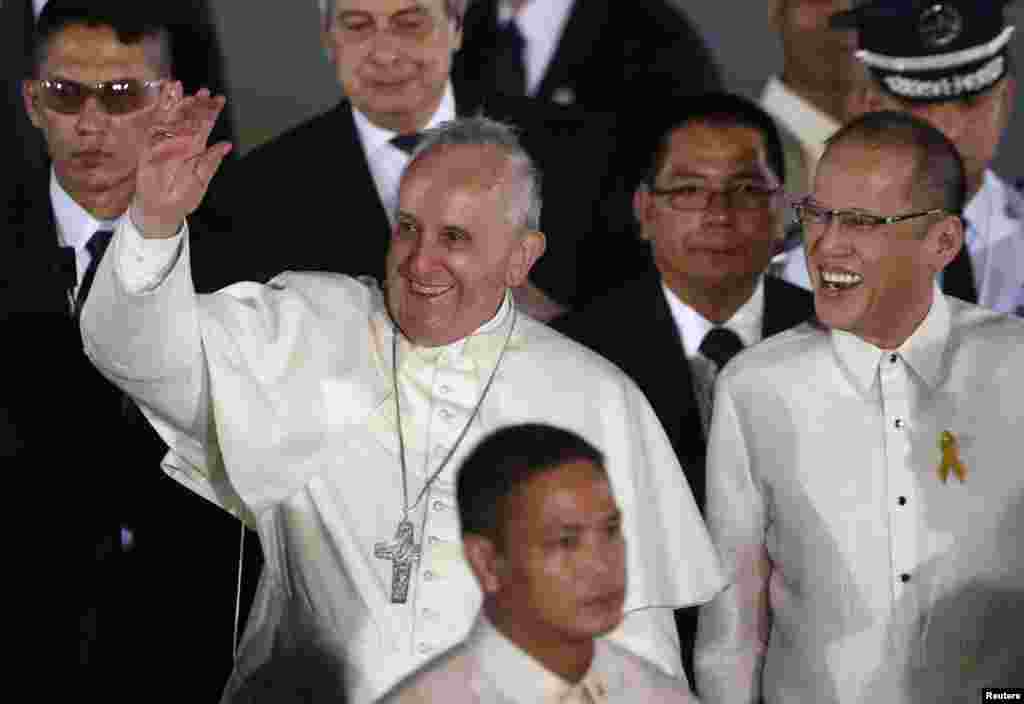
<box><xmin>374</xmin><ymin>519</ymin><xmax>421</xmax><ymax>603</ymax></box>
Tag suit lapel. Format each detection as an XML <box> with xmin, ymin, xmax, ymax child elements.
<box><xmin>762</xmin><ymin>275</ymin><xmax>817</xmax><ymax>338</ymax></box>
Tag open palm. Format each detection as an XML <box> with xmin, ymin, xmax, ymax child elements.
<box><xmin>133</xmin><ymin>82</ymin><xmax>233</xmax><ymax>239</ymax></box>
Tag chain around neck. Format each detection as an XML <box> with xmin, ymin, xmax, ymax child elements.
<box><xmin>391</xmin><ymin>304</ymin><xmax>518</xmax><ymax>520</ymax></box>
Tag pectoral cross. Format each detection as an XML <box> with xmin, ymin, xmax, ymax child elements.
<box><xmin>374</xmin><ymin>519</ymin><xmax>421</xmax><ymax>603</ymax></box>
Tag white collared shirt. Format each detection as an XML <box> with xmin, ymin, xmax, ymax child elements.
<box><xmin>760</xmin><ymin>76</ymin><xmax>840</xmax><ymax>172</ymax></box>
<box><xmin>351</xmin><ymin>84</ymin><xmax>457</xmax><ymax>224</ymax></box>
<box><xmin>381</xmin><ymin>614</ymin><xmax>699</xmax><ymax>703</ymax></box>
<box><xmin>661</xmin><ymin>278</ymin><xmax>765</xmax><ymax>432</ymax></box>
<box><xmin>961</xmin><ymin>170</ymin><xmax>1024</xmax><ymax>315</ymax></box>
<box><xmin>697</xmin><ymin>287</ymin><xmax>1024</xmax><ymax>703</ymax></box>
<box><xmin>498</xmin><ymin>0</ymin><xmax>576</xmax><ymax>95</ymax></box>
<box><xmin>50</xmin><ymin>169</ymin><xmax>120</xmax><ymax>303</ymax></box>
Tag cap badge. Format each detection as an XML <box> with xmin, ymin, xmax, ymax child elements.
<box><xmin>919</xmin><ymin>3</ymin><xmax>964</xmax><ymax>49</ymax></box>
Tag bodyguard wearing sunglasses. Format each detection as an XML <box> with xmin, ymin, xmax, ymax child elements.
<box><xmin>553</xmin><ymin>93</ymin><xmax>814</xmax><ymax>686</ymax></box>
<box><xmin>696</xmin><ymin>110</ymin><xmax>1024</xmax><ymax>702</ymax></box>
<box><xmin>5</xmin><ymin>1</ymin><xmax>243</xmax><ymax>699</ymax></box>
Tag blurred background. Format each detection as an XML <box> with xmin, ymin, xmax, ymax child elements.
<box><xmin>209</xmin><ymin>1</ymin><xmax>1023</xmax><ymax>181</ymax></box>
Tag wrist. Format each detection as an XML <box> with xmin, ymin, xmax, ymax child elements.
<box><xmin>129</xmin><ymin>203</ymin><xmax>183</xmax><ymax>240</ymax></box>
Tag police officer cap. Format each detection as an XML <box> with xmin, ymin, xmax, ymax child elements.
<box><xmin>830</xmin><ymin>1</ymin><xmax>1016</xmax><ymax>102</ymax></box>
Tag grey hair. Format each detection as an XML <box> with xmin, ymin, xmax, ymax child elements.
<box><xmin>318</xmin><ymin>0</ymin><xmax>471</xmax><ymax>31</ymax></box>
<box><xmin>410</xmin><ymin>115</ymin><xmax>543</xmax><ymax>231</ymax></box>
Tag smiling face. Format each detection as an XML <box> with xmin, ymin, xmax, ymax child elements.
<box><xmin>636</xmin><ymin>121</ymin><xmax>782</xmax><ymax>312</ymax></box>
<box><xmin>23</xmin><ymin>23</ymin><xmax>166</xmax><ymax>218</ymax></box>
<box><xmin>385</xmin><ymin>143</ymin><xmax>543</xmax><ymax>346</ymax></box>
<box><xmin>806</xmin><ymin>138</ymin><xmax>956</xmax><ymax>347</ymax></box>
<box><xmin>485</xmin><ymin>459</ymin><xmax>627</xmax><ymax>647</ymax></box>
<box><xmin>324</xmin><ymin>0</ymin><xmax>461</xmax><ymax>134</ymax></box>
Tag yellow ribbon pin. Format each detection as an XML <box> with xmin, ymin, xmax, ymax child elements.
<box><xmin>938</xmin><ymin>430</ymin><xmax>968</xmax><ymax>483</ymax></box>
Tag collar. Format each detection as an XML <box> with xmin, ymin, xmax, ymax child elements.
<box><xmin>963</xmin><ymin>169</ymin><xmax>1018</xmax><ymax>248</ymax></box>
<box><xmin>760</xmin><ymin>76</ymin><xmax>840</xmax><ymax>164</ymax></box>
<box><xmin>661</xmin><ymin>277</ymin><xmax>766</xmax><ymax>358</ymax></box>
<box><xmin>50</xmin><ymin>168</ymin><xmax>119</xmax><ymax>252</ymax></box>
<box><xmin>471</xmin><ymin>614</ymin><xmax>612</xmax><ymax>703</ymax></box>
<box><xmin>372</xmin><ymin>290</ymin><xmax>518</xmax><ymax>371</ymax></box>
<box><xmin>351</xmin><ymin>82</ymin><xmax>457</xmax><ymax>157</ymax></box>
<box><xmin>499</xmin><ymin>0</ymin><xmax>576</xmax><ymax>84</ymax></box>
<box><xmin>830</xmin><ymin>284</ymin><xmax>951</xmax><ymax>395</ymax></box>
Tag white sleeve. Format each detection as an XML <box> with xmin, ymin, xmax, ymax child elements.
<box><xmin>695</xmin><ymin>378</ymin><xmax>770</xmax><ymax>704</ymax></box>
<box><xmin>117</xmin><ymin>213</ymin><xmax>185</xmax><ymax>294</ymax></box>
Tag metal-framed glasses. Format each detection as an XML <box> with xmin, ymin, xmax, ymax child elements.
<box><xmin>31</xmin><ymin>78</ymin><xmax>163</xmax><ymax>115</ymax></box>
<box><xmin>649</xmin><ymin>181</ymin><xmax>780</xmax><ymax>211</ymax></box>
<box><xmin>791</xmin><ymin>198</ymin><xmax>951</xmax><ymax>232</ymax></box>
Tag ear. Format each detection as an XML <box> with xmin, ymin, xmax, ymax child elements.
<box><xmin>505</xmin><ymin>229</ymin><xmax>546</xmax><ymax>287</ymax></box>
<box><xmin>926</xmin><ymin>214</ymin><xmax>965</xmax><ymax>274</ymax></box>
<box><xmin>633</xmin><ymin>184</ymin><xmax>656</xmax><ymax>241</ymax></box>
<box><xmin>463</xmin><ymin>534</ymin><xmax>502</xmax><ymax>595</ymax></box>
<box><xmin>450</xmin><ymin>15</ymin><xmax>464</xmax><ymax>52</ymax></box>
<box><xmin>22</xmin><ymin>80</ymin><xmax>44</xmax><ymax>129</ymax></box>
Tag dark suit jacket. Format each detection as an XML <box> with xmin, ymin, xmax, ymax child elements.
<box><xmin>552</xmin><ymin>272</ymin><xmax>815</xmax><ymax>510</ymax></box>
<box><xmin>196</xmin><ymin>93</ymin><xmax>627</xmax><ymax>306</ymax></box>
<box><xmin>453</xmin><ymin>0</ymin><xmax>721</xmax><ymax>186</ymax></box>
<box><xmin>1</xmin><ymin>167</ymin><xmax>246</xmax><ymax>700</ymax></box>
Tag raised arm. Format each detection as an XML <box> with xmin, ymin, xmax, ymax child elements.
<box><xmin>80</xmin><ymin>83</ymin><xmax>232</xmax><ymax>449</ymax></box>
<box><xmin>695</xmin><ymin>380</ymin><xmax>771</xmax><ymax>704</ymax></box>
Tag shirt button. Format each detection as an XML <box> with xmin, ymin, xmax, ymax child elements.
<box><xmin>439</xmin><ymin>408</ymin><xmax>453</xmax><ymax>421</ymax></box>
<box><xmin>439</xmin><ymin>384</ymin><xmax>452</xmax><ymax>395</ymax></box>
<box><xmin>898</xmin><ymin>496</ymin><xmax>907</xmax><ymax>506</ymax></box>
<box><xmin>889</xmin><ymin>353</ymin><xmax>899</xmax><ymax>363</ymax></box>
<box><xmin>423</xmin><ymin>570</ymin><xmax>435</xmax><ymax>581</ymax></box>
<box><xmin>428</xmin><ymin>535</ymin><xmax>441</xmax><ymax>544</ymax></box>
<box><xmin>900</xmin><ymin>573</ymin><xmax>911</xmax><ymax>583</ymax></box>
<box><xmin>432</xmin><ymin>500</ymin><xmax>447</xmax><ymax>511</ymax></box>
<box><xmin>894</xmin><ymin>418</ymin><xmax>904</xmax><ymax>429</ymax></box>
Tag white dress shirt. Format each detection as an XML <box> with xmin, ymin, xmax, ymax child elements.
<box><xmin>661</xmin><ymin>278</ymin><xmax>765</xmax><ymax>433</ymax></box>
<box><xmin>82</xmin><ymin>218</ymin><xmax>725</xmax><ymax>704</ymax></box>
<box><xmin>695</xmin><ymin>288</ymin><xmax>1024</xmax><ymax>703</ymax></box>
<box><xmin>352</xmin><ymin>84</ymin><xmax>456</xmax><ymax>224</ymax></box>
<box><xmin>499</xmin><ymin>0</ymin><xmax>576</xmax><ymax>96</ymax></box>
<box><xmin>381</xmin><ymin>614</ymin><xmax>700</xmax><ymax>703</ymax></box>
<box><xmin>50</xmin><ymin>170</ymin><xmax>120</xmax><ymax>307</ymax></box>
<box><xmin>778</xmin><ymin>169</ymin><xmax>1024</xmax><ymax>316</ymax></box>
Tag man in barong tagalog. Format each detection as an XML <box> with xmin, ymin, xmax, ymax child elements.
<box><xmin>80</xmin><ymin>88</ymin><xmax>724</xmax><ymax>703</ymax></box>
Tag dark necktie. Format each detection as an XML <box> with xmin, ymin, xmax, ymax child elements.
<box><xmin>699</xmin><ymin>326</ymin><xmax>745</xmax><ymax>371</ymax></box>
<box><xmin>493</xmin><ymin>19</ymin><xmax>527</xmax><ymax>98</ymax></box>
<box><xmin>942</xmin><ymin>238</ymin><xmax>978</xmax><ymax>304</ymax></box>
<box><xmin>390</xmin><ymin>133</ymin><xmax>423</xmax><ymax>155</ymax></box>
<box><xmin>75</xmin><ymin>229</ymin><xmax>114</xmax><ymax>316</ymax></box>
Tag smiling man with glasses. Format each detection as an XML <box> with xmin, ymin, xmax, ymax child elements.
<box><xmin>553</xmin><ymin>92</ymin><xmax>815</xmax><ymax>688</ymax></box>
<box><xmin>695</xmin><ymin>109</ymin><xmax>1024</xmax><ymax>703</ymax></box>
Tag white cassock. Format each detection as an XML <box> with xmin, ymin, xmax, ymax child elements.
<box><xmin>695</xmin><ymin>288</ymin><xmax>1024</xmax><ymax>704</ymax></box>
<box><xmin>379</xmin><ymin>614</ymin><xmax>699</xmax><ymax>704</ymax></box>
<box><xmin>81</xmin><ymin>219</ymin><xmax>725</xmax><ymax>704</ymax></box>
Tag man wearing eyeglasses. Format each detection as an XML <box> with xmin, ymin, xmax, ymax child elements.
<box><xmin>696</xmin><ymin>109</ymin><xmax>1024</xmax><ymax>703</ymax></box>
<box><xmin>783</xmin><ymin>0</ymin><xmax>1023</xmax><ymax>317</ymax></box>
<box><xmin>553</xmin><ymin>92</ymin><xmax>815</xmax><ymax>685</ymax></box>
<box><xmin>5</xmin><ymin>1</ymin><xmax>244</xmax><ymax>699</ymax></box>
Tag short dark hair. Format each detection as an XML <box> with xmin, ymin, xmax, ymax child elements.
<box><xmin>30</xmin><ymin>0</ymin><xmax>173</xmax><ymax>78</ymax></box>
<box><xmin>644</xmin><ymin>92</ymin><xmax>787</xmax><ymax>188</ymax></box>
<box><xmin>825</xmin><ymin>110</ymin><xmax>967</xmax><ymax>215</ymax></box>
<box><xmin>457</xmin><ymin>424</ymin><xmax>605</xmax><ymax>545</ymax></box>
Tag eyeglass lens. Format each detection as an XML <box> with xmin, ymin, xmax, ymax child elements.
<box><xmin>37</xmin><ymin>79</ymin><xmax>159</xmax><ymax>115</ymax></box>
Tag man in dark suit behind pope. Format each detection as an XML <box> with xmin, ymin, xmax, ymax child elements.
<box><xmin>552</xmin><ymin>92</ymin><xmax>815</xmax><ymax>683</ymax></box>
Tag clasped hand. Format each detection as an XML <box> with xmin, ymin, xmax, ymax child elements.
<box><xmin>132</xmin><ymin>82</ymin><xmax>233</xmax><ymax>239</ymax></box>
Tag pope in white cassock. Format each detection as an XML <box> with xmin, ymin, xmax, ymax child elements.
<box><xmin>80</xmin><ymin>86</ymin><xmax>724</xmax><ymax>703</ymax></box>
